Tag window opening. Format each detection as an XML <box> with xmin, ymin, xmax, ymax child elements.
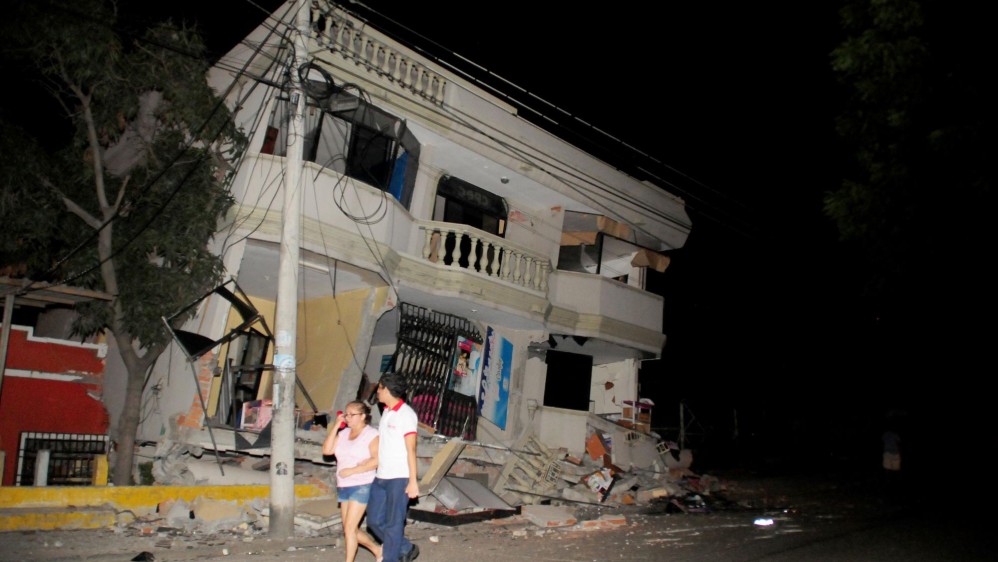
<box><xmin>543</xmin><ymin>349</ymin><xmax>593</xmax><ymax>411</ymax></box>
<box><xmin>347</xmin><ymin>123</ymin><xmax>396</xmax><ymax>189</ymax></box>
<box><xmin>260</xmin><ymin>93</ymin><xmax>420</xmax><ymax>209</ymax></box>
<box><xmin>433</xmin><ymin>175</ymin><xmax>507</xmax><ymax>269</ymax></box>
<box><xmin>16</xmin><ymin>432</ymin><xmax>109</xmax><ymax>486</ymax></box>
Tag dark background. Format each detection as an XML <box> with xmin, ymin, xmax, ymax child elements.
<box><xmin>308</xmin><ymin>1</ymin><xmax>877</xmax><ymax>473</ymax></box>
<box><xmin>6</xmin><ymin>0</ymin><xmax>990</xmax><ymax>479</ymax></box>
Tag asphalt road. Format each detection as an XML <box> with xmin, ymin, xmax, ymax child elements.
<box><xmin>2</xmin><ymin>473</ymin><xmax>993</xmax><ymax>561</ymax></box>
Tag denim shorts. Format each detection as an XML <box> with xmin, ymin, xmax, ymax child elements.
<box><xmin>338</xmin><ymin>483</ymin><xmax>372</xmax><ymax>504</ymax></box>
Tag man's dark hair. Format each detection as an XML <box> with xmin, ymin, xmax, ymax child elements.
<box><xmin>378</xmin><ymin>372</ymin><xmax>408</xmax><ymax>400</ymax></box>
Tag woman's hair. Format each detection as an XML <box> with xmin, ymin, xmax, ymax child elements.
<box><xmin>346</xmin><ymin>400</ymin><xmax>371</xmax><ymax>423</ymax></box>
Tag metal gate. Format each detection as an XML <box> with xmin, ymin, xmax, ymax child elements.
<box><xmin>388</xmin><ymin>302</ymin><xmax>482</xmax><ymax>440</ymax></box>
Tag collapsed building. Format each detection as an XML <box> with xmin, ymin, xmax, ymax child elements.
<box><xmin>139</xmin><ymin>0</ymin><xmax>694</xmax><ymax>516</ymax></box>
<box><xmin>2</xmin><ymin>0</ymin><xmax>698</xmax><ymax>523</ymax></box>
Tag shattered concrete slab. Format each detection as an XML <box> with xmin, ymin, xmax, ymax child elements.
<box><xmin>575</xmin><ymin>513</ymin><xmax>628</xmax><ymax>531</ymax></box>
<box><xmin>521</xmin><ymin>504</ymin><xmax>577</xmax><ymax>528</ymax></box>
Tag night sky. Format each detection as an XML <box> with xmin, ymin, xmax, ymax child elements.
<box><xmin>325</xmin><ymin>2</ymin><xmax>873</xmax><ymax>467</ymax></box>
<box><xmin>238</xmin><ymin>2</ymin><xmax>995</xmax><ymax>476</ymax></box>
<box><xmin>6</xmin><ymin>1</ymin><xmax>992</xmax><ymax>475</ymax></box>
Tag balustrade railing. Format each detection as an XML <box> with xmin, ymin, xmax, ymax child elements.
<box><xmin>418</xmin><ymin>222</ymin><xmax>550</xmax><ymax>292</ymax></box>
<box><xmin>313</xmin><ymin>6</ymin><xmax>447</xmax><ymax>105</ymax></box>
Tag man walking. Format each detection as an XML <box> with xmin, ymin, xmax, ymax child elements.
<box><xmin>367</xmin><ymin>373</ymin><xmax>420</xmax><ymax>562</ymax></box>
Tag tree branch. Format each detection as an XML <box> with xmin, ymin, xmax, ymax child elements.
<box><xmin>103</xmin><ymin>91</ymin><xmax>163</xmax><ymax>178</ymax></box>
<box><xmin>40</xmin><ymin>176</ymin><xmax>101</xmax><ymax>229</ymax></box>
<box><xmin>65</xmin><ymin>82</ymin><xmax>112</xmax><ymax>213</ymax></box>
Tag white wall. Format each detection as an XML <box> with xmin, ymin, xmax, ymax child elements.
<box><xmin>589</xmin><ymin>359</ymin><xmax>637</xmax><ymax>415</ymax></box>
<box><xmin>503</xmin><ymin>201</ymin><xmax>566</xmax><ymax>265</ymax></box>
<box><xmin>135</xmin><ymin>344</ymin><xmax>205</xmax><ymax>443</ymax></box>
<box><xmin>533</xmin><ymin>406</ymin><xmax>589</xmax><ymax>457</ymax></box>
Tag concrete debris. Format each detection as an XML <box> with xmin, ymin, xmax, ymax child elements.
<box><xmin>493</xmin><ymin>432</ymin><xmax>564</xmax><ymax>505</ymax></box>
<box><xmin>151</xmin><ymin>440</ymin><xmax>199</xmax><ymax>486</ymax></box>
<box><xmin>295</xmin><ymin>499</ymin><xmax>343</xmax><ymax>530</ymax></box>
<box><xmin>190</xmin><ymin>498</ymin><xmax>247</xmax><ymax>532</ymax></box>
<box><xmin>469</xmin><ymin>421</ymin><xmax>713</xmax><ymax>517</ymax></box>
<box><xmin>164</xmin><ymin>499</ymin><xmax>194</xmax><ymax>528</ymax></box>
<box><xmin>297</xmin><ymin>499</ymin><xmax>341</xmax><ymax>518</ymax></box>
<box><xmin>521</xmin><ymin>505</ymin><xmax>577</xmax><ymax>528</ymax></box>
<box><xmin>292</xmin><ymin>512</ymin><xmax>342</xmax><ymax>531</ymax></box>
<box><xmin>575</xmin><ymin>513</ymin><xmax>628</xmax><ymax>531</ymax></box>
<box><xmin>112</xmin><ymin>407</ymin><xmax>728</xmax><ymax>546</ymax></box>
<box><xmin>187</xmin><ymin>461</ymin><xmax>270</xmax><ymax>485</ymax></box>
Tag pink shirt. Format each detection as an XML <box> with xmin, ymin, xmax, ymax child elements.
<box><xmin>333</xmin><ymin>425</ymin><xmax>378</xmax><ymax>487</ymax></box>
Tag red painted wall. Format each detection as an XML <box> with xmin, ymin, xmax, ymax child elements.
<box><xmin>4</xmin><ymin>328</ymin><xmax>105</xmax><ymax>374</ymax></box>
<box><xmin>0</xmin><ymin>327</ymin><xmax>107</xmax><ymax>486</ymax></box>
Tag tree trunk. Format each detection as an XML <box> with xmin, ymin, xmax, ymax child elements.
<box><xmin>109</xmin><ymin>327</ymin><xmax>145</xmax><ymax>486</ymax></box>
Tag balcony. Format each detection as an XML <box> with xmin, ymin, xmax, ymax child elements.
<box><xmin>232</xmin><ymin>155</ymin><xmax>662</xmax><ymax>352</ymax></box>
<box><xmin>230</xmin><ymin>156</ymin><xmax>551</xmax><ymax>318</ymax></box>
<box><xmin>546</xmin><ymin>270</ymin><xmax>665</xmax><ymax>354</ymax></box>
<box><xmin>313</xmin><ymin>6</ymin><xmax>447</xmax><ymax>105</ymax></box>
<box><xmin>417</xmin><ymin>221</ymin><xmax>550</xmax><ymax>293</ymax></box>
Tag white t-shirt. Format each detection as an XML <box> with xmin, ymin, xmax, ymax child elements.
<box><xmin>376</xmin><ymin>400</ymin><xmax>418</xmax><ymax>479</ymax></box>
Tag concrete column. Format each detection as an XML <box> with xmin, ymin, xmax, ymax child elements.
<box><xmin>34</xmin><ymin>450</ymin><xmax>50</xmax><ymax>486</ymax></box>
<box><xmin>92</xmin><ymin>454</ymin><xmax>109</xmax><ymax>486</ymax></box>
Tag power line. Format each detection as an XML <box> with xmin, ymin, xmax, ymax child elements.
<box><xmin>340</xmin><ymin>1</ymin><xmax>759</xmax><ymax>238</ymax></box>
<box><xmin>14</xmin><ymin>0</ymin><xmax>297</xmax><ymax>298</ymax></box>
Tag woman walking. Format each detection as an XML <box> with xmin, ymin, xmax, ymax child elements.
<box><xmin>323</xmin><ymin>401</ymin><xmax>382</xmax><ymax>562</ymax></box>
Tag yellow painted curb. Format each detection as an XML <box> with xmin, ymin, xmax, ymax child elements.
<box><xmin>0</xmin><ymin>484</ymin><xmax>327</xmax><ymax>510</ymax></box>
<box><xmin>0</xmin><ymin>507</ymin><xmax>116</xmax><ymax>532</ymax></box>
<box><xmin>0</xmin><ymin>484</ymin><xmax>332</xmax><ymax>532</ymax></box>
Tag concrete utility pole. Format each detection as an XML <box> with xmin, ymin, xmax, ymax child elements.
<box><xmin>269</xmin><ymin>0</ymin><xmax>309</xmax><ymax>538</ymax></box>
<box><xmin>0</xmin><ymin>293</ymin><xmax>14</xmax><ymax>405</ymax></box>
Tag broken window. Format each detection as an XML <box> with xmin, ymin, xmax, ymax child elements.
<box><xmin>558</xmin><ymin>211</ymin><xmax>671</xmax><ymax>290</ymax></box>
<box><xmin>261</xmin><ymin>94</ymin><xmax>420</xmax><ymax>209</ymax></box>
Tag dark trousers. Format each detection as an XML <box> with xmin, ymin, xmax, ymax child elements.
<box><xmin>367</xmin><ymin>477</ymin><xmax>413</xmax><ymax>561</ymax></box>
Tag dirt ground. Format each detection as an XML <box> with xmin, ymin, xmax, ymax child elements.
<box><xmin>1</xmin><ymin>470</ymin><xmax>913</xmax><ymax>562</ymax></box>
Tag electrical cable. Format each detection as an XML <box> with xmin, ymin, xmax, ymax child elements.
<box><xmin>198</xmin><ymin>2</ymin><xmax>705</xmax><ymax>321</ymax></box>
<box><xmin>314</xmin><ymin>32</ymin><xmax>694</xmax><ymax>235</ymax></box>
<box><xmin>219</xmin><ymin>2</ymin><xmax>712</xmax><ymax>254</ymax></box>
<box><xmin>15</xmin><ymin>0</ymin><xmax>299</xmax><ymax>297</ymax></box>
<box><xmin>326</xmin><ymin>1</ymin><xmax>759</xmax><ymax>240</ymax></box>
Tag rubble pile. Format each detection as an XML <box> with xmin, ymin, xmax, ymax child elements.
<box><xmin>141</xmin><ymin>412</ymin><xmax>731</xmax><ymax>536</ymax></box>
<box><xmin>409</xmin><ymin>418</ymin><xmax>731</xmax><ymax>528</ymax></box>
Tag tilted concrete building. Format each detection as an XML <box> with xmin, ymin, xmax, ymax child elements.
<box><xmin>128</xmin><ymin>0</ymin><xmax>691</xmax><ymax>467</ymax></box>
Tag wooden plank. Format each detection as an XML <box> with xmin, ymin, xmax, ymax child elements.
<box><xmin>418</xmin><ymin>438</ymin><xmax>465</xmax><ymax>496</ymax></box>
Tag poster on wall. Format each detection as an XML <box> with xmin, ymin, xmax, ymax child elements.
<box><xmin>478</xmin><ymin>327</ymin><xmax>512</xmax><ymax>430</ymax></box>
<box><xmin>449</xmin><ymin>336</ymin><xmax>482</xmax><ymax>397</ymax></box>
